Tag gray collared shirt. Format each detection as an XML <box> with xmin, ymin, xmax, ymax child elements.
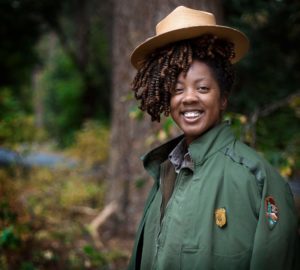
<box><xmin>168</xmin><ymin>138</ymin><xmax>194</xmax><ymax>173</ymax></box>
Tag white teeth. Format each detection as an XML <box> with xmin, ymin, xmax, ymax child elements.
<box><xmin>183</xmin><ymin>111</ymin><xmax>201</xmax><ymax>118</ymax></box>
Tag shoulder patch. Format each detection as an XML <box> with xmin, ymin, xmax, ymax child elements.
<box><xmin>265</xmin><ymin>196</ymin><xmax>279</xmax><ymax>229</ymax></box>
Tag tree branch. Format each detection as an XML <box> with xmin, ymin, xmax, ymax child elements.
<box><xmin>246</xmin><ymin>91</ymin><xmax>300</xmax><ymax>147</ymax></box>
<box><xmin>259</xmin><ymin>91</ymin><xmax>300</xmax><ymax>118</ymax></box>
<box><xmin>69</xmin><ymin>205</ymin><xmax>99</xmax><ymax>216</ymax></box>
<box><xmin>87</xmin><ymin>201</ymin><xmax>119</xmax><ymax>248</ymax></box>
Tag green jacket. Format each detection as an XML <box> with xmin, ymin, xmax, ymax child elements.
<box><xmin>128</xmin><ymin>122</ymin><xmax>299</xmax><ymax>270</ymax></box>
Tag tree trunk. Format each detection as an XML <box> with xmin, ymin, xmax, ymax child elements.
<box><xmin>107</xmin><ymin>0</ymin><xmax>223</xmax><ymax>237</ymax></box>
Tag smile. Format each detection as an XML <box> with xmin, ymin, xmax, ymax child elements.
<box><xmin>182</xmin><ymin>110</ymin><xmax>204</xmax><ymax>121</ymax></box>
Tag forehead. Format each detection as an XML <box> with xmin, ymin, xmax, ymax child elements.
<box><xmin>177</xmin><ymin>60</ymin><xmax>215</xmax><ymax>82</ymax></box>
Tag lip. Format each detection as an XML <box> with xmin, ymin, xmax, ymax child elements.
<box><xmin>181</xmin><ymin>110</ymin><xmax>204</xmax><ymax>123</ymax></box>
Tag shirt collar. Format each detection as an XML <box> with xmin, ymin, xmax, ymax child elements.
<box><xmin>168</xmin><ymin>139</ymin><xmax>194</xmax><ymax>173</ymax></box>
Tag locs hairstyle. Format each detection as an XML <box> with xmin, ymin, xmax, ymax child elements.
<box><xmin>132</xmin><ymin>34</ymin><xmax>235</xmax><ymax>122</ymax></box>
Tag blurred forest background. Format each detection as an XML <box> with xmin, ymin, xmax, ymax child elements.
<box><xmin>0</xmin><ymin>0</ymin><xmax>299</xmax><ymax>269</ymax></box>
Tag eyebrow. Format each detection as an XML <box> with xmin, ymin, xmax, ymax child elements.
<box><xmin>176</xmin><ymin>78</ymin><xmax>206</xmax><ymax>84</ymax></box>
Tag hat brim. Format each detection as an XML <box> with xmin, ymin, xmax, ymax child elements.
<box><xmin>131</xmin><ymin>25</ymin><xmax>249</xmax><ymax>69</ymax></box>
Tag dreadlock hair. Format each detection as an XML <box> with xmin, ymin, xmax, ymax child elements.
<box><xmin>132</xmin><ymin>34</ymin><xmax>235</xmax><ymax>122</ymax></box>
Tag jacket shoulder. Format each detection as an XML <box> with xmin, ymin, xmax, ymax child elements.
<box><xmin>221</xmin><ymin>139</ymin><xmax>285</xmax><ymax>193</ymax></box>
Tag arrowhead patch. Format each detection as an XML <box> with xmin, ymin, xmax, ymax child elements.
<box><xmin>265</xmin><ymin>196</ymin><xmax>279</xmax><ymax>229</ymax></box>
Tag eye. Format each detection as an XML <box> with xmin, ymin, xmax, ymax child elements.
<box><xmin>196</xmin><ymin>86</ymin><xmax>209</xmax><ymax>93</ymax></box>
<box><xmin>172</xmin><ymin>86</ymin><xmax>184</xmax><ymax>95</ymax></box>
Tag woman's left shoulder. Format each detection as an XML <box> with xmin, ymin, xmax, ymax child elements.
<box><xmin>222</xmin><ymin>139</ymin><xmax>286</xmax><ymax>187</ymax></box>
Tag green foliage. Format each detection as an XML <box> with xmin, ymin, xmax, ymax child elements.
<box><xmin>84</xmin><ymin>14</ymin><xmax>111</xmax><ymax>119</ymax></box>
<box><xmin>224</xmin><ymin>0</ymin><xmax>300</xmax><ymax>113</ymax></box>
<box><xmin>82</xmin><ymin>245</ymin><xmax>128</xmax><ymax>269</ymax></box>
<box><xmin>0</xmin><ymin>0</ymin><xmax>61</xmax><ymax>91</ymax></box>
<box><xmin>68</xmin><ymin>121</ymin><xmax>110</xmax><ymax>168</ymax></box>
<box><xmin>224</xmin><ymin>109</ymin><xmax>300</xmax><ymax>178</ymax></box>
<box><xmin>0</xmin><ymin>0</ymin><xmax>111</xmax><ymax>148</ymax></box>
<box><xmin>0</xmin><ymin>226</ymin><xmax>20</xmax><ymax>249</ymax></box>
<box><xmin>129</xmin><ymin>105</ymin><xmax>144</xmax><ymax>121</ymax></box>
<box><xmin>0</xmin><ymin>0</ymin><xmax>63</xmax><ymax>147</ymax></box>
<box><xmin>0</xmin><ymin>1</ymin><xmax>114</xmax><ymax>269</ymax></box>
<box><xmin>0</xmin><ymin>123</ymin><xmax>129</xmax><ymax>269</ymax></box>
<box><xmin>224</xmin><ymin>112</ymin><xmax>248</xmax><ymax>138</ymax></box>
<box><xmin>256</xmin><ymin>107</ymin><xmax>300</xmax><ymax>177</ymax></box>
<box><xmin>38</xmin><ymin>35</ymin><xmax>84</xmax><ymax>147</ymax></box>
<box><xmin>20</xmin><ymin>262</ymin><xmax>38</xmax><ymax>270</ymax></box>
<box><xmin>0</xmin><ymin>0</ymin><xmax>52</xmax><ymax>146</ymax></box>
<box><xmin>53</xmin><ymin>0</ymin><xmax>111</xmax><ymax>122</ymax></box>
<box><xmin>0</xmin><ymin>88</ymin><xmax>44</xmax><ymax>147</ymax></box>
<box><xmin>83</xmin><ymin>245</ymin><xmax>108</xmax><ymax>268</ymax></box>
<box><xmin>222</xmin><ymin>0</ymin><xmax>300</xmax><ymax>177</ymax></box>
<box><xmin>257</xmin><ymin>108</ymin><xmax>299</xmax><ymax>151</ymax></box>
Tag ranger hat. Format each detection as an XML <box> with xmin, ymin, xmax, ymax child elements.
<box><xmin>131</xmin><ymin>6</ymin><xmax>249</xmax><ymax>69</ymax></box>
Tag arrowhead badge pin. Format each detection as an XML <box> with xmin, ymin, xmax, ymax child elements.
<box><xmin>215</xmin><ymin>207</ymin><xmax>227</xmax><ymax>228</ymax></box>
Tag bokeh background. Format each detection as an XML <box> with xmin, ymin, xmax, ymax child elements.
<box><xmin>1</xmin><ymin>0</ymin><xmax>299</xmax><ymax>269</ymax></box>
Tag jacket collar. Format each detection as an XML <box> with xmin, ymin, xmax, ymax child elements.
<box><xmin>142</xmin><ymin>121</ymin><xmax>234</xmax><ymax>180</ymax></box>
<box><xmin>141</xmin><ymin>135</ymin><xmax>184</xmax><ymax>181</ymax></box>
<box><xmin>188</xmin><ymin>121</ymin><xmax>235</xmax><ymax>166</ymax></box>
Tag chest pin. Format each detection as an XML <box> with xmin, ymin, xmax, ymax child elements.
<box><xmin>215</xmin><ymin>207</ymin><xmax>227</xmax><ymax>228</ymax></box>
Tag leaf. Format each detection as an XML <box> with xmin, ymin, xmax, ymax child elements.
<box><xmin>0</xmin><ymin>226</ymin><xmax>20</xmax><ymax>249</ymax></box>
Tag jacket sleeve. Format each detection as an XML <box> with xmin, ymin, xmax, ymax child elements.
<box><xmin>127</xmin><ymin>181</ymin><xmax>159</xmax><ymax>270</ymax></box>
<box><xmin>250</xmin><ymin>167</ymin><xmax>300</xmax><ymax>270</ymax></box>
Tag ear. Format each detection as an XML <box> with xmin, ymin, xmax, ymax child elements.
<box><xmin>220</xmin><ymin>96</ymin><xmax>228</xmax><ymax>111</ymax></box>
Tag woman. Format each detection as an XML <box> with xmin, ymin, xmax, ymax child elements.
<box><xmin>128</xmin><ymin>6</ymin><xmax>299</xmax><ymax>270</ymax></box>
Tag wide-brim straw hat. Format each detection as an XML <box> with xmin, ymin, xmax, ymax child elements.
<box><xmin>131</xmin><ymin>6</ymin><xmax>249</xmax><ymax>69</ymax></box>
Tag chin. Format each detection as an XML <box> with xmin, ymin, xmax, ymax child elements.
<box><xmin>184</xmin><ymin>125</ymin><xmax>214</xmax><ymax>140</ymax></box>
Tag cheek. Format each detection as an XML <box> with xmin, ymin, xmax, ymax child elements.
<box><xmin>205</xmin><ymin>94</ymin><xmax>219</xmax><ymax>106</ymax></box>
<box><xmin>206</xmin><ymin>95</ymin><xmax>224</xmax><ymax>115</ymax></box>
<box><xmin>170</xmin><ymin>97</ymin><xmax>178</xmax><ymax>112</ymax></box>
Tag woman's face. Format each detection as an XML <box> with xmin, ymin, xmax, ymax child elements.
<box><xmin>170</xmin><ymin>60</ymin><xmax>227</xmax><ymax>145</ymax></box>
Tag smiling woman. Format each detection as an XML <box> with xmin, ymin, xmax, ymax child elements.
<box><xmin>170</xmin><ymin>60</ymin><xmax>227</xmax><ymax>145</ymax></box>
<box><xmin>128</xmin><ymin>6</ymin><xmax>300</xmax><ymax>270</ymax></box>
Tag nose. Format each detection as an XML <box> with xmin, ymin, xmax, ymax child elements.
<box><xmin>182</xmin><ymin>88</ymin><xmax>199</xmax><ymax>104</ymax></box>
